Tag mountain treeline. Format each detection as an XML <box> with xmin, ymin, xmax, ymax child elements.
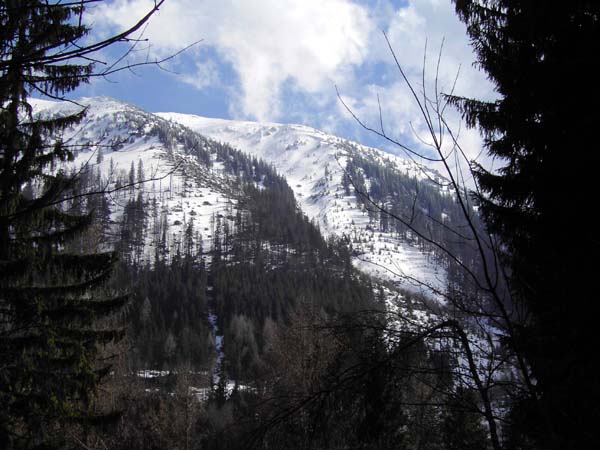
<box><xmin>44</xmin><ymin>95</ymin><xmax>498</xmax><ymax>450</ymax></box>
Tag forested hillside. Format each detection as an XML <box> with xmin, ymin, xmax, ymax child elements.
<box><xmin>37</xmin><ymin>98</ymin><xmax>376</xmax><ymax>378</ymax></box>
<box><xmin>19</xmin><ymin>96</ymin><xmax>497</xmax><ymax>450</ymax></box>
<box><xmin>161</xmin><ymin>110</ymin><xmax>486</xmax><ymax>299</ymax></box>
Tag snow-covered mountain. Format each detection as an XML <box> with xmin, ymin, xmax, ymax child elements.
<box><xmin>158</xmin><ymin>112</ymin><xmax>450</xmax><ymax>295</ymax></box>
<box><xmin>32</xmin><ymin>96</ymin><xmax>453</xmax><ymax>296</ymax></box>
<box><xmin>31</xmin><ymin>97</ymin><xmax>245</xmax><ymax>262</ymax></box>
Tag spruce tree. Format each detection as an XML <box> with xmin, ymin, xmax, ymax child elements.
<box><xmin>0</xmin><ymin>1</ymin><xmax>161</xmax><ymax>448</ymax></box>
<box><xmin>449</xmin><ymin>1</ymin><xmax>600</xmax><ymax>448</ymax></box>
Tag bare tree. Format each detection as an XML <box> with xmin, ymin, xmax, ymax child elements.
<box><xmin>333</xmin><ymin>33</ymin><xmax>537</xmax><ymax>450</ymax></box>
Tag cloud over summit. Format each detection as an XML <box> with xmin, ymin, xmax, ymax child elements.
<box><xmin>88</xmin><ymin>0</ymin><xmax>495</xmax><ymax>169</ymax></box>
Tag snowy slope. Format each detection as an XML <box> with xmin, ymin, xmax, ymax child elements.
<box><xmin>29</xmin><ymin>96</ymin><xmax>448</xmax><ymax>296</ymax></box>
<box><xmin>31</xmin><ymin>97</ymin><xmax>240</xmax><ymax>263</ymax></box>
<box><xmin>158</xmin><ymin>112</ymin><xmax>448</xmax><ymax>296</ymax></box>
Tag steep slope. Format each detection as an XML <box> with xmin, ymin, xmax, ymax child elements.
<box><xmin>32</xmin><ymin>96</ymin><xmax>470</xmax><ymax>298</ymax></box>
<box><xmin>158</xmin><ymin>112</ymin><xmax>450</xmax><ymax>296</ymax></box>
<box><xmin>31</xmin><ymin>98</ymin><xmax>243</xmax><ymax>260</ymax></box>
<box><xmin>29</xmin><ymin>96</ymin><xmax>376</xmax><ymax>374</ymax></box>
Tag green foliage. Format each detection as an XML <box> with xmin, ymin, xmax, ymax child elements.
<box><xmin>0</xmin><ymin>2</ymin><xmax>126</xmax><ymax>448</ymax></box>
<box><xmin>124</xmin><ymin>255</ymin><xmax>210</xmax><ymax>371</ymax></box>
<box><xmin>207</xmin><ymin>169</ymin><xmax>375</xmax><ymax>381</ymax></box>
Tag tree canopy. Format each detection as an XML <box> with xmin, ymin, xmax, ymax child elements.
<box><xmin>0</xmin><ymin>1</ymin><xmax>162</xmax><ymax>448</ymax></box>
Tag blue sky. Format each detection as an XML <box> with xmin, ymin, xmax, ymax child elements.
<box><xmin>74</xmin><ymin>0</ymin><xmax>496</xmax><ymax>162</ymax></box>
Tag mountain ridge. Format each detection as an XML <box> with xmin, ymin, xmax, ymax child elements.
<box><xmin>31</xmin><ymin>96</ymin><xmax>463</xmax><ymax>296</ymax></box>
<box><xmin>156</xmin><ymin>108</ymin><xmax>449</xmax><ymax>295</ymax></box>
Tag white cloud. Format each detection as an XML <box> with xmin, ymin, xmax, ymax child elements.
<box><xmin>180</xmin><ymin>58</ymin><xmax>221</xmax><ymax>91</ymax></box>
<box><xmin>383</xmin><ymin>0</ymin><xmax>495</xmax><ymax>102</ymax></box>
<box><xmin>335</xmin><ymin>0</ymin><xmax>497</xmax><ymax>173</ymax></box>
<box><xmin>89</xmin><ymin>0</ymin><xmax>374</xmax><ymax>121</ymax></box>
